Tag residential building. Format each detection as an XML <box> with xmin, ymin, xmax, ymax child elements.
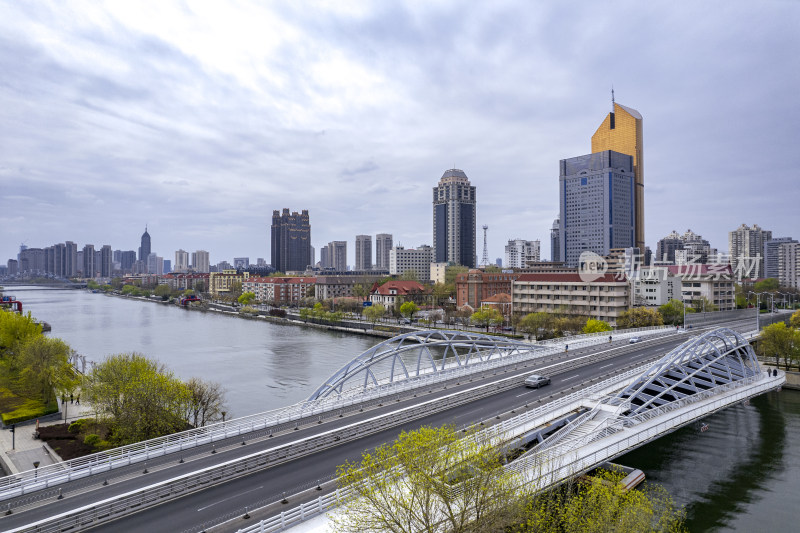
<box><xmin>162</xmin><ymin>259</ymin><xmax>171</xmax><ymax>274</ymax></box>
<box><xmin>778</xmin><ymin>242</ymin><xmax>800</xmax><ymax>290</ymax></box>
<box><xmin>764</xmin><ymin>238</ymin><xmax>797</xmax><ymax>280</ymax></box>
<box><xmin>100</xmin><ymin>245</ymin><xmax>112</xmax><ymax>277</ymax></box>
<box><xmin>558</xmin><ymin>150</ymin><xmax>635</xmax><ymax>267</ymax></box>
<box><xmin>139</xmin><ymin>227</ymin><xmax>151</xmax><ymax>261</ymax></box>
<box><xmin>390</xmin><ymin>245</ymin><xmax>434</xmax><ymax>282</ymax></box>
<box><xmin>175</xmin><ymin>250</ymin><xmax>190</xmax><ymax>272</ymax></box>
<box><xmin>243</xmin><ymin>276</ymin><xmax>316</xmax><ymax>305</ymax></box>
<box><xmin>511</xmin><ymin>273</ymin><xmax>631</xmax><ymax>325</ymax></box>
<box><xmin>729</xmin><ymin>223</ymin><xmax>772</xmax><ymax>280</ymax></box>
<box><xmin>271</xmin><ymin>208</ymin><xmax>311</xmax><ymax>272</ymax></box>
<box><xmin>192</xmin><ymin>250</ymin><xmax>210</xmax><ymax>273</ymax></box>
<box><xmin>430</xmin><ymin>262</ymin><xmax>448</xmax><ymax>284</ymax></box>
<box><xmin>315</xmin><ymin>275</ymin><xmax>384</xmax><ymax>300</ymax></box>
<box><xmin>7</xmin><ymin>259</ymin><xmax>18</xmax><ymax>276</ymax></box>
<box><xmin>550</xmin><ymin>218</ymin><xmax>561</xmax><ymax>262</ymax></box>
<box><xmin>120</xmin><ymin>250</ymin><xmax>136</xmax><ymax>272</ymax></box>
<box><xmin>355</xmin><ymin>235</ymin><xmax>372</xmax><ymax>271</ymax></box>
<box><xmin>81</xmin><ymin>244</ymin><xmax>95</xmax><ymax>277</ymax></box>
<box><xmin>455</xmin><ymin>270</ymin><xmax>519</xmax><ymax>309</ymax></box>
<box><xmin>505</xmin><ymin>239</ymin><xmax>541</xmax><ymax>268</ymax></box>
<box><xmin>375</xmin><ymin>233</ymin><xmax>393</xmax><ymax>270</ymax></box>
<box><xmin>433</xmin><ymin>169</ymin><xmax>476</xmax><ymax>267</ymax></box>
<box><xmin>325</xmin><ymin>241</ymin><xmax>347</xmax><ymax>271</ymax></box>
<box><xmin>233</xmin><ymin>257</ymin><xmax>250</xmax><ymax>269</ymax></box>
<box><xmin>147</xmin><ymin>253</ymin><xmax>163</xmax><ymax>276</ymax></box>
<box><xmin>319</xmin><ymin>246</ymin><xmax>329</xmax><ymax>269</ymax></box>
<box><xmin>159</xmin><ymin>273</ymin><xmax>209</xmax><ymax>292</ymax></box>
<box><xmin>591</xmin><ymin>99</ymin><xmax>644</xmax><ymax>250</ymax></box>
<box><xmin>632</xmin><ymin>267</ymin><xmax>682</xmax><ymax>307</ymax></box>
<box><xmin>208</xmin><ymin>270</ymin><xmax>250</xmax><ymax>297</ymax></box>
<box><xmin>369</xmin><ymin>280</ymin><xmax>429</xmax><ymax>309</ymax></box>
<box><xmin>19</xmin><ymin>248</ymin><xmax>45</xmax><ymax>273</ymax></box>
<box><xmin>667</xmin><ymin>264</ymin><xmax>735</xmax><ymax>311</ymax></box>
<box><xmin>656</xmin><ymin>231</ymin><xmax>683</xmax><ymax>263</ymax></box>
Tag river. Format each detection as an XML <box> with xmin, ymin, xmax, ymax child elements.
<box><xmin>8</xmin><ymin>285</ymin><xmax>800</xmax><ymax>532</ymax></box>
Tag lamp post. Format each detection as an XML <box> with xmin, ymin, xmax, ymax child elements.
<box><xmin>747</xmin><ymin>291</ymin><xmax>761</xmax><ymax>331</ymax></box>
<box><xmin>33</xmin><ymin>461</ymin><xmax>40</xmax><ymax>480</ymax></box>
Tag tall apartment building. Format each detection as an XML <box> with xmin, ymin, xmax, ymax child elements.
<box><xmin>728</xmin><ymin>224</ymin><xmax>772</xmax><ymax>279</ymax></box>
<box><xmin>147</xmin><ymin>253</ymin><xmax>163</xmax><ymax>276</ymax></box>
<box><xmin>65</xmin><ymin>241</ymin><xmax>78</xmax><ymax>277</ymax></box>
<box><xmin>764</xmin><ymin>238</ymin><xmax>797</xmax><ymax>279</ymax></box>
<box><xmin>19</xmin><ymin>248</ymin><xmax>45</xmax><ymax>273</ymax></box>
<box><xmin>591</xmin><ymin>98</ymin><xmax>644</xmax><ymax>250</ymax></box>
<box><xmin>558</xmin><ymin>150</ymin><xmax>635</xmax><ymax>267</ymax></box>
<box><xmin>355</xmin><ymin>235</ymin><xmax>372</xmax><ymax>270</ymax></box>
<box><xmin>656</xmin><ymin>231</ymin><xmax>683</xmax><ymax>263</ymax></box>
<box><xmin>175</xmin><ymin>249</ymin><xmax>190</xmax><ymax>272</ymax></box>
<box><xmin>389</xmin><ymin>245</ymin><xmax>434</xmax><ymax>282</ymax></box>
<box><xmin>550</xmin><ymin>218</ymin><xmax>561</xmax><ymax>262</ymax></box>
<box><xmin>505</xmin><ymin>239</ymin><xmax>541</xmax><ymax>268</ymax></box>
<box><xmin>325</xmin><ymin>241</ymin><xmax>347</xmax><ymax>271</ymax></box>
<box><xmin>100</xmin><ymin>245</ymin><xmax>112</xmax><ymax>277</ymax></box>
<box><xmin>192</xmin><ymin>250</ymin><xmax>210</xmax><ymax>273</ymax></box>
<box><xmin>139</xmin><ymin>227</ymin><xmax>151</xmax><ymax>261</ymax></box>
<box><xmin>120</xmin><ymin>251</ymin><xmax>136</xmax><ymax>272</ymax></box>
<box><xmin>433</xmin><ymin>169</ymin><xmax>476</xmax><ymax>267</ymax></box>
<box><xmin>271</xmin><ymin>209</ymin><xmax>311</xmax><ymax>272</ymax></box>
<box><xmin>82</xmin><ymin>244</ymin><xmax>95</xmax><ymax>277</ymax></box>
<box><xmin>778</xmin><ymin>242</ymin><xmax>800</xmax><ymax>289</ymax></box>
<box><xmin>375</xmin><ymin>233</ymin><xmax>393</xmax><ymax>270</ymax></box>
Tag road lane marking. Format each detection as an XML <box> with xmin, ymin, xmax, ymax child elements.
<box><xmin>197</xmin><ymin>485</ymin><xmax>264</xmax><ymax>511</ymax></box>
<box><xmin>599</xmin><ymin>363</ymin><xmax>613</xmax><ymax>369</ymax></box>
<box><xmin>561</xmin><ymin>374</ymin><xmax>580</xmax><ymax>381</ymax></box>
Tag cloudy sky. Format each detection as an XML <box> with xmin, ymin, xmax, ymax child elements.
<box><xmin>2</xmin><ymin>1</ymin><xmax>798</xmax><ymax>268</ymax></box>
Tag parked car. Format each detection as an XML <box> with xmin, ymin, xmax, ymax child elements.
<box><xmin>524</xmin><ymin>374</ymin><xmax>551</xmax><ymax>388</ymax></box>
<box><xmin>629</xmin><ymin>336</ymin><xmax>641</xmax><ymax>344</ymax></box>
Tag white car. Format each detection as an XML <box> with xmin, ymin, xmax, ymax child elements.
<box><xmin>629</xmin><ymin>336</ymin><xmax>641</xmax><ymax>344</ymax></box>
<box><xmin>524</xmin><ymin>374</ymin><xmax>551</xmax><ymax>388</ymax></box>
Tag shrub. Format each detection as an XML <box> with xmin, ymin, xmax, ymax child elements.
<box><xmin>96</xmin><ymin>439</ymin><xmax>114</xmax><ymax>451</ymax></box>
<box><xmin>68</xmin><ymin>419</ymin><xmax>89</xmax><ymax>433</ymax></box>
<box><xmin>83</xmin><ymin>434</ymin><xmax>100</xmax><ymax>447</ymax></box>
<box><xmin>269</xmin><ymin>309</ymin><xmax>286</xmax><ymax>318</ymax></box>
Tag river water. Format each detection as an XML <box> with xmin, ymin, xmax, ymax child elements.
<box><xmin>8</xmin><ymin>286</ymin><xmax>800</xmax><ymax>532</ymax></box>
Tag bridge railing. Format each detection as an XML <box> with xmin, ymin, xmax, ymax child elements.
<box><xmin>0</xmin><ymin>325</ymin><xmax>673</xmax><ymax>503</ymax></box>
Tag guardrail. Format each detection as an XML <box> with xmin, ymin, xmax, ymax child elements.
<box><xmin>0</xmin><ymin>326</ymin><xmax>675</xmax><ymax>503</ymax></box>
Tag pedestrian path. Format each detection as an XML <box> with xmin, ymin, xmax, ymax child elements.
<box><xmin>0</xmin><ymin>399</ymin><xmax>95</xmax><ymax>476</ymax></box>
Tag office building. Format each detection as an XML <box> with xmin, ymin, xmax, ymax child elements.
<box><xmin>558</xmin><ymin>150</ymin><xmax>635</xmax><ymax>267</ymax></box>
<box><xmin>591</xmin><ymin>98</ymin><xmax>644</xmax><ymax>250</ymax></box>
<box><xmin>324</xmin><ymin>241</ymin><xmax>347</xmax><ymax>271</ymax></box>
<box><xmin>375</xmin><ymin>233</ymin><xmax>393</xmax><ymax>270</ymax></box>
<box><xmin>389</xmin><ymin>245</ymin><xmax>434</xmax><ymax>282</ymax></box>
<box><xmin>765</xmin><ymin>238</ymin><xmax>797</xmax><ymax>280</ymax></box>
<box><xmin>147</xmin><ymin>253</ymin><xmax>163</xmax><ymax>276</ymax></box>
<box><xmin>120</xmin><ymin>251</ymin><xmax>136</xmax><ymax>272</ymax></box>
<box><xmin>139</xmin><ymin>227</ymin><xmax>151</xmax><ymax>261</ymax></box>
<box><xmin>271</xmin><ymin>209</ymin><xmax>311</xmax><ymax>272</ymax></box>
<box><xmin>433</xmin><ymin>169</ymin><xmax>476</xmax><ymax>267</ymax></box>
<box><xmin>668</xmin><ymin>265</ymin><xmax>735</xmax><ymax>310</ymax></box>
<box><xmin>355</xmin><ymin>235</ymin><xmax>372</xmax><ymax>271</ymax></box>
<box><xmin>233</xmin><ymin>257</ymin><xmax>250</xmax><ymax>269</ymax></box>
<box><xmin>505</xmin><ymin>239</ymin><xmax>541</xmax><ymax>268</ymax></box>
<box><xmin>192</xmin><ymin>250</ymin><xmax>210</xmax><ymax>273</ymax></box>
<box><xmin>550</xmin><ymin>218</ymin><xmax>561</xmax><ymax>262</ymax></box>
<box><xmin>729</xmin><ymin>224</ymin><xmax>772</xmax><ymax>280</ymax></box>
<box><xmin>656</xmin><ymin>231</ymin><xmax>683</xmax><ymax>263</ymax></box>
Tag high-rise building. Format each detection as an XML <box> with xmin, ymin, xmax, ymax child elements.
<box><xmin>139</xmin><ymin>227</ymin><xmax>151</xmax><ymax>261</ymax></box>
<box><xmin>147</xmin><ymin>253</ymin><xmax>163</xmax><ymax>276</ymax></box>
<box><xmin>233</xmin><ymin>257</ymin><xmax>250</xmax><ymax>269</ymax></box>
<box><xmin>320</xmin><ymin>246</ymin><xmax>330</xmax><ymax>269</ymax></box>
<box><xmin>550</xmin><ymin>218</ymin><xmax>561</xmax><ymax>262</ymax></box>
<box><xmin>433</xmin><ymin>169</ymin><xmax>476</xmax><ymax>267</ymax></box>
<box><xmin>192</xmin><ymin>250</ymin><xmax>210</xmax><ymax>273</ymax></box>
<box><xmin>591</xmin><ymin>97</ymin><xmax>644</xmax><ymax>250</ymax></box>
<box><xmin>175</xmin><ymin>249</ymin><xmax>190</xmax><ymax>272</ymax></box>
<box><xmin>355</xmin><ymin>235</ymin><xmax>372</xmax><ymax>271</ymax></box>
<box><xmin>162</xmin><ymin>259</ymin><xmax>172</xmax><ymax>273</ymax></box>
<box><xmin>656</xmin><ymin>231</ymin><xmax>683</xmax><ymax>263</ymax></box>
<box><xmin>375</xmin><ymin>233</ymin><xmax>393</xmax><ymax>270</ymax></box>
<box><xmin>764</xmin><ymin>238</ymin><xmax>797</xmax><ymax>280</ymax></box>
<box><xmin>271</xmin><ymin>209</ymin><xmax>311</xmax><ymax>272</ymax></box>
<box><xmin>505</xmin><ymin>239</ymin><xmax>541</xmax><ymax>268</ymax></box>
<box><xmin>120</xmin><ymin>250</ymin><xmax>136</xmax><ymax>272</ymax></box>
<box><xmin>65</xmin><ymin>241</ymin><xmax>78</xmax><ymax>277</ymax></box>
<box><xmin>100</xmin><ymin>245</ymin><xmax>112</xmax><ymax>277</ymax></box>
<box><xmin>729</xmin><ymin>224</ymin><xmax>772</xmax><ymax>279</ymax></box>
<box><xmin>558</xmin><ymin>150</ymin><xmax>635</xmax><ymax>267</ymax></box>
<box><xmin>82</xmin><ymin>244</ymin><xmax>95</xmax><ymax>277</ymax></box>
<box><xmin>389</xmin><ymin>245</ymin><xmax>434</xmax><ymax>282</ymax></box>
<box><xmin>326</xmin><ymin>241</ymin><xmax>347</xmax><ymax>271</ymax></box>
<box><xmin>19</xmin><ymin>248</ymin><xmax>45</xmax><ymax>273</ymax></box>
<box><xmin>778</xmin><ymin>242</ymin><xmax>800</xmax><ymax>290</ymax></box>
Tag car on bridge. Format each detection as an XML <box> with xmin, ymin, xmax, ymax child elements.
<box><xmin>629</xmin><ymin>336</ymin><xmax>641</xmax><ymax>344</ymax></box>
<box><xmin>525</xmin><ymin>374</ymin><xmax>550</xmax><ymax>388</ymax></box>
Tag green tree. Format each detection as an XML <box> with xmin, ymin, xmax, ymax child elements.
<box><xmin>689</xmin><ymin>296</ymin><xmax>717</xmax><ymax>312</ymax></box>
<box><xmin>617</xmin><ymin>307</ymin><xmax>665</xmax><ymax>329</ymax></box>
<box><xmin>228</xmin><ymin>281</ymin><xmax>243</xmax><ymax>300</ymax></box>
<box><xmin>790</xmin><ymin>310</ymin><xmax>800</xmax><ymax>329</ymax></box>
<box><xmin>445</xmin><ymin>265</ymin><xmax>469</xmax><ymax>285</ymax></box>
<box><xmin>154</xmin><ymin>284</ymin><xmax>173</xmax><ymax>300</ymax></box>
<box><xmin>431</xmin><ymin>282</ymin><xmax>455</xmax><ymax>306</ymax></box>
<box><xmin>364</xmin><ymin>303</ymin><xmax>386</xmax><ymax>326</ymax></box>
<box><xmin>18</xmin><ymin>336</ymin><xmax>77</xmax><ymax>402</ymax></box>
<box><xmin>0</xmin><ymin>310</ymin><xmax>42</xmax><ymax>360</ymax></box>
<box><xmin>334</xmin><ymin>425</ymin><xmax>522</xmax><ymax>533</ymax></box>
<box><xmin>471</xmin><ymin>306</ymin><xmax>503</xmax><ymax>332</ymax></box>
<box><xmin>583</xmin><ymin>319</ymin><xmax>612</xmax><ymax>334</ymax></box>
<box><xmin>658</xmin><ymin>299</ymin><xmax>685</xmax><ymax>325</ymax></box>
<box><xmin>121</xmin><ymin>285</ymin><xmax>136</xmax><ymax>295</ymax></box>
<box><xmin>183</xmin><ymin>377</ymin><xmax>227</xmax><ymax>428</ymax></box>
<box><xmin>754</xmin><ymin>278</ymin><xmax>779</xmax><ymax>292</ymax></box>
<box><xmin>238</xmin><ymin>291</ymin><xmax>256</xmax><ymax>305</ymax></box>
<box><xmin>83</xmin><ymin>353</ymin><xmax>191</xmax><ymax>444</ymax></box>
<box><xmin>758</xmin><ymin>322</ymin><xmax>800</xmax><ymax>370</ymax></box>
<box><xmin>400</xmin><ymin>270</ymin><xmax>419</xmax><ymax>282</ymax></box>
<box><xmin>517</xmin><ymin>312</ymin><xmax>555</xmax><ymax>341</ymax></box>
<box><xmin>399</xmin><ymin>301</ymin><xmax>420</xmax><ymax>320</ymax></box>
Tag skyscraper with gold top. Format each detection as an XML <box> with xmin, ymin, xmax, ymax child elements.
<box><xmin>591</xmin><ymin>95</ymin><xmax>644</xmax><ymax>250</ymax></box>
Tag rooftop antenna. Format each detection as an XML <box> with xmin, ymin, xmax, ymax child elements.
<box><xmin>481</xmin><ymin>225</ymin><xmax>489</xmax><ymax>267</ymax></box>
<box><xmin>611</xmin><ymin>85</ymin><xmax>615</xmax><ymax>110</ymax></box>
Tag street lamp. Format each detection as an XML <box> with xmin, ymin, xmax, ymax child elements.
<box><xmin>747</xmin><ymin>291</ymin><xmax>761</xmax><ymax>331</ymax></box>
<box><xmin>33</xmin><ymin>461</ymin><xmax>40</xmax><ymax>480</ymax></box>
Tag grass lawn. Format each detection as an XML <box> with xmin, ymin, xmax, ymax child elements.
<box><xmin>0</xmin><ymin>360</ymin><xmax>58</xmax><ymax>426</ymax></box>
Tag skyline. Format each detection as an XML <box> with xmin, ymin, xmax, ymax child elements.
<box><xmin>2</xmin><ymin>2</ymin><xmax>799</xmax><ymax>266</ymax></box>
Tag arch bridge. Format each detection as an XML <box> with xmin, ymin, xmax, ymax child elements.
<box><xmin>308</xmin><ymin>330</ymin><xmax>536</xmax><ymax>401</ymax></box>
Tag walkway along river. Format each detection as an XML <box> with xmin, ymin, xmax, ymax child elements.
<box><xmin>13</xmin><ymin>286</ymin><xmax>800</xmax><ymax>532</ymax></box>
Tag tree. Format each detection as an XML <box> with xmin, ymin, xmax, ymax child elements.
<box><xmin>689</xmin><ymin>296</ymin><xmax>717</xmax><ymax>312</ymax></box>
<box><xmin>583</xmin><ymin>319</ymin><xmax>612</xmax><ymax>334</ymax></box>
<box><xmin>228</xmin><ymin>281</ymin><xmax>243</xmax><ymax>300</ymax></box>
<box><xmin>790</xmin><ymin>310</ymin><xmax>800</xmax><ymax>329</ymax></box>
<box><xmin>83</xmin><ymin>353</ymin><xmax>190</xmax><ymax>444</ymax></box>
<box><xmin>18</xmin><ymin>336</ymin><xmax>77</xmax><ymax>402</ymax></box>
<box><xmin>658</xmin><ymin>299</ymin><xmax>685</xmax><ymax>325</ymax></box>
<box><xmin>0</xmin><ymin>310</ymin><xmax>42</xmax><ymax>360</ymax></box>
<box><xmin>445</xmin><ymin>265</ymin><xmax>469</xmax><ymax>285</ymax></box>
<box><xmin>431</xmin><ymin>282</ymin><xmax>455</xmax><ymax>306</ymax></box>
<box><xmin>183</xmin><ymin>377</ymin><xmax>227</xmax><ymax>428</ymax></box>
<box><xmin>758</xmin><ymin>322</ymin><xmax>800</xmax><ymax>370</ymax></box>
<box><xmin>428</xmin><ymin>309</ymin><xmax>444</xmax><ymax>327</ymax></box>
<box><xmin>518</xmin><ymin>312</ymin><xmax>555</xmax><ymax>341</ymax></box>
<box><xmin>399</xmin><ymin>301</ymin><xmax>419</xmax><ymax>320</ymax></box>
<box><xmin>470</xmin><ymin>306</ymin><xmax>503</xmax><ymax>332</ymax></box>
<box><xmin>617</xmin><ymin>307</ymin><xmax>664</xmax><ymax>329</ymax></box>
<box><xmin>520</xmin><ymin>468</ymin><xmax>686</xmax><ymax>533</ymax></box>
<box><xmin>364</xmin><ymin>304</ymin><xmax>386</xmax><ymax>326</ymax></box>
<box><xmin>753</xmin><ymin>278</ymin><xmax>779</xmax><ymax>292</ymax></box>
<box><xmin>352</xmin><ymin>284</ymin><xmax>369</xmax><ymax>301</ymax></box>
<box><xmin>121</xmin><ymin>285</ymin><xmax>136</xmax><ymax>295</ymax></box>
<box><xmin>154</xmin><ymin>284</ymin><xmax>173</xmax><ymax>300</ymax></box>
<box><xmin>238</xmin><ymin>291</ymin><xmax>256</xmax><ymax>306</ymax></box>
<box><xmin>400</xmin><ymin>270</ymin><xmax>419</xmax><ymax>282</ymax></box>
<box><xmin>334</xmin><ymin>425</ymin><xmax>522</xmax><ymax>533</ymax></box>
